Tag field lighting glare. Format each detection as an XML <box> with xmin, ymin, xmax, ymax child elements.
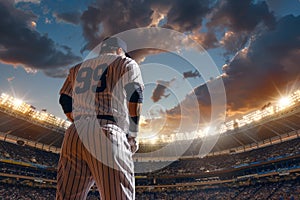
<box><xmin>203</xmin><ymin>126</ymin><xmax>211</xmax><ymax>136</ymax></box>
<box><xmin>149</xmin><ymin>136</ymin><xmax>158</xmax><ymax>144</ymax></box>
<box><xmin>13</xmin><ymin>98</ymin><xmax>23</xmax><ymax>107</ymax></box>
<box><xmin>278</xmin><ymin>97</ymin><xmax>291</xmax><ymax>108</ymax></box>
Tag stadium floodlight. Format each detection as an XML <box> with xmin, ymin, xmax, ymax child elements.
<box><xmin>13</xmin><ymin>98</ymin><xmax>23</xmax><ymax>107</ymax></box>
<box><xmin>203</xmin><ymin>126</ymin><xmax>211</xmax><ymax>136</ymax></box>
<box><xmin>278</xmin><ymin>97</ymin><xmax>291</xmax><ymax>109</ymax></box>
<box><xmin>149</xmin><ymin>136</ymin><xmax>158</xmax><ymax>144</ymax></box>
<box><xmin>1</xmin><ymin>93</ymin><xmax>8</xmax><ymax>98</ymax></box>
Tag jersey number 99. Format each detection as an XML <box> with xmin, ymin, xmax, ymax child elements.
<box><xmin>75</xmin><ymin>64</ymin><xmax>108</xmax><ymax>94</ymax></box>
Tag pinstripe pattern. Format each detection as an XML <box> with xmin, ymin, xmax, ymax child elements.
<box><xmin>56</xmin><ymin>54</ymin><xmax>142</xmax><ymax>200</ymax></box>
<box><xmin>60</xmin><ymin>64</ymin><xmax>81</xmax><ymax>97</ymax></box>
<box><xmin>56</xmin><ymin>120</ymin><xmax>134</xmax><ymax>200</ymax></box>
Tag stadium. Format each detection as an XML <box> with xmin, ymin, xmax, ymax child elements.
<box><xmin>1</xmin><ymin>0</ymin><xmax>300</xmax><ymax>199</ymax></box>
<box><xmin>0</xmin><ymin>89</ymin><xmax>299</xmax><ymax>200</ymax></box>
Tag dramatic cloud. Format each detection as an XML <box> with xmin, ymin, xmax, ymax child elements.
<box><xmin>208</xmin><ymin>0</ymin><xmax>275</xmax><ymax>54</ymax></box>
<box><xmin>219</xmin><ymin>31</ymin><xmax>248</xmax><ymax>56</ymax></box>
<box><xmin>80</xmin><ymin>0</ymin><xmax>214</xmax><ymax>53</ymax></box>
<box><xmin>168</xmin><ymin>14</ymin><xmax>300</xmax><ymax>130</ymax></box>
<box><xmin>183</xmin><ymin>70</ymin><xmax>201</xmax><ymax>79</ymax></box>
<box><xmin>78</xmin><ymin>0</ymin><xmax>276</xmax><ymax>59</ymax></box>
<box><xmin>162</xmin><ymin>0</ymin><xmax>210</xmax><ymax>33</ymax></box>
<box><xmin>189</xmin><ymin>31</ymin><xmax>219</xmax><ymax>50</ymax></box>
<box><xmin>266</xmin><ymin>0</ymin><xmax>300</xmax><ymax>17</ymax></box>
<box><xmin>54</xmin><ymin>11</ymin><xmax>81</xmax><ymax>25</ymax></box>
<box><xmin>4</xmin><ymin>0</ymin><xmax>296</xmax><ymax>135</ymax></box>
<box><xmin>209</xmin><ymin>0</ymin><xmax>275</xmax><ymax>32</ymax></box>
<box><xmin>151</xmin><ymin>78</ymin><xmax>176</xmax><ymax>103</ymax></box>
<box><xmin>222</xmin><ymin>14</ymin><xmax>300</xmax><ymax>114</ymax></box>
<box><xmin>43</xmin><ymin>68</ymin><xmax>70</xmax><ymax>78</ymax></box>
<box><xmin>76</xmin><ymin>0</ymin><xmax>299</xmax><ymax>135</ymax></box>
<box><xmin>0</xmin><ymin>0</ymin><xmax>81</xmax><ymax>77</ymax></box>
<box><xmin>144</xmin><ymin>6</ymin><xmax>300</xmax><ymax>134</ymax></box>
<box><xmin>80</xmin><ymin>1</ymin><xmax>152</xmax><ymax>51</ymax></box>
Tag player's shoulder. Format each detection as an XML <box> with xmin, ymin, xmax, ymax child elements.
<box><xmin>69</xmin><ymin>57</ymin><xmax>97</xmax><ymax>73</ymax></box>
<box><xmin>124</xmin><ymin>55</ymin><xmax>136</xmax><ymax>63</ymax></box>
<box><xmin>106</xmin><ymin>55</ymin><xmax>138</xmax><ymax>71</ymax></box>
<box><xmin>70</xmin><ymin>62</ymin><xmax>82</xmax><ymax>71</ymax></box>
<box><xmin>121</xmin><ymin>56</ymin><xmax>139</xmax><ymax>68</ymax></box>
<box><xmin>67</xmin><ymin>63</ymin><xmax>81</xmax><ymax>76</ymax></box>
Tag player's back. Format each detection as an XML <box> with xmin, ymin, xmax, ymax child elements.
<box><xmin>72</xmin><ymin>54</ymin><xmax>139</xmax><ymax>129</ymax></box>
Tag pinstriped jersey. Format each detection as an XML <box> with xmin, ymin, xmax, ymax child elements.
<box><xmin>60</xmin><ymin>54</ymin><xmax>144</xmax><ymax>131</ymax></box>
<box><xmin>60</xmin><ymin>63</ymin><xmax>80</xmax><ymax>97</ymax></box>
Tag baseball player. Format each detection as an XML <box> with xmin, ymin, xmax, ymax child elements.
<box><xmin>56</xmin><ymin>37</ymin><xmax>144</xmax><ymax>200</ymax></box>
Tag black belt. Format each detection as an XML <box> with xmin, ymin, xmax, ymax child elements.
<box><xmin>74</xmin><ymin>115</ymin><xmax>117</xmax><ymax>123</ymax></box>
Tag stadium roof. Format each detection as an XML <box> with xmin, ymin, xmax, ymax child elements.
<box><xmin>0</xmin><ymin>109</ymin><xmax>64</xmax><ymax>151</ymax></box>
<box><xmin>211</xmin><ymin>105</ymin><xmax>300</xmax><ymax>153</ymax></box>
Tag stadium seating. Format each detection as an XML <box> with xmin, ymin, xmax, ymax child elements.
<box><xmin>135</xmin><ymin>137</ymin><xmax>300</xmax><ymax>175</ymax></box>
<box><xmin>135</xmin><ymin>178</ymin><xmax>300</xmax><ymax>199</ymax></box>
<box><xmin>1</xmin><ymin>135</ymin><xmax>300</xmax><ymax>199</ymax></box>
<box><xmin>0</xmin><ymin>140</ymin><xmax>59</xmax><ymax>167</ymax></box>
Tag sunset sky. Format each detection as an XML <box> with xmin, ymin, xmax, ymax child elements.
<box><xmin>0</xmin><ymin>0</ymin><xmax>300</xmax><ymax>136</ymax></box>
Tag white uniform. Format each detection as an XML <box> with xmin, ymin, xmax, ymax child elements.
<box><xmin>56</xmin><ymin>54</ymin><xmax>143</xmax><ymax>200</ymax></box>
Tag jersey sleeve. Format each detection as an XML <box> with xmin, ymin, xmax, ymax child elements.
<box><xmin>122</xmin><ymin>59</ymin><xmax>144</xmax><ymax>90</ymax></box>
<box><xmin>59</xmin><ymin>65</ymin><xmax>80</xmax><ymax>96</ymax></box>
<box><xmin>59</xmin><ymin>74</ymin><xmax>72</xmax><ymax>97</ymax></box>
<box><xmin>59</xmin><ymin>65</ymin><xmax>80</xmax><ymax>113</ymax></box>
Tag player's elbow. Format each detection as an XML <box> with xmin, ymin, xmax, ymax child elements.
<box><xmin>59</xmin><ymin>94</ymin><xmax>73</xmax><ymax>113</ymax></box>
<box><xmin>125</xmin><ymin>82</ymin><xmax>143</xmax><ymax>103</ymax></box>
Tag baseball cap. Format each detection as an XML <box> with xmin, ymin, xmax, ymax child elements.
<box><xmin>101</xmin><ymin>37</ymin><xmax>127</xmax><ymax>52</ymax></box>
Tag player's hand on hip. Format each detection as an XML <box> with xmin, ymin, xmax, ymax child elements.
<box><xmin>127</xmin><ymin>136</ymin><xmax>139</xmax><ymax>154</ymax></box>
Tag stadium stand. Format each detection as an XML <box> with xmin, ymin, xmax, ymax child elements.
<box><xmin>1</xmin><ymin>134</ymin><xmax>300</xmax><ymax>173</ymax></box>
<box><xmin>0</xmin><ymin>183</ymin><xmax>103</xmax><ymax>200</ymax></box>
<box><xmin>0</xmin><ymin>183</ymin><xmax>56</xmax><ymax>200</ymax></box>
<box><xmin>0</xmin><ymin>134</ymin><xmax>300</xmax><ymax>199</ymax></box>
<box><xmin>0</xmin><ymin>90</ymin><xmax>300</xmax><ymax>198</ymax></box>
<box><xmin>135</xmin><ymin>136</ymin><xmax>300</xmax><ymax>175</ymax></box>
<box><xmin>135</xmin><ymin>178</ymin><xmax>300</xmax><ymax>199</ymax></box>
<box><xmin>0</xmin><ymin>140</ymin><xmax>59</xmax><ymax>167</ymax></box>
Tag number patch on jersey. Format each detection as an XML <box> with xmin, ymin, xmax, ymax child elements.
<box><xmin>75</xmin><ymin>64</ymin><xmax>108</xmax><ymax>94</ymax></box>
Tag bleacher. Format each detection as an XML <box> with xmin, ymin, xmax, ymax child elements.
<box><xmin>0</xmin><ymin>140</ymin><xmax>59</xmax><ymax>167</ymax></box>
<box><xmin>0</xmin><ymin>90</ymin><xmax>300</xmax><ymax>199</ymax></box>
<box><xmin>0</xmin><ymin>134</ymin><xmax>300</xmax><ymax>199</ymax></box>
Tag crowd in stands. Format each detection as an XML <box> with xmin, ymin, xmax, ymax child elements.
<box><xmin>135</xmin><ymin>178</ymin><xmax>300</xmax><ymax>199</ymax></box>
<box><xmin>0</xmin><ymin>135</ymin><xmax>300</xmax><ymax>174</ymax></box>
<box><xmin>0</xmin><ymin>140</ymin><xmax>59</xmax><ymax>167</ymax></box>
<box><xmin>1</xmin><ymin>178</ymin><xmax>299</xmax><ymax>199</ymax></box>
<box><xmin>136</xmin><ymin>187</ymin><xmax>236</xmax><ymax>200</ymax></box>
<box><xmin>1</xmin><ymin>136</ymin><xmax>300</xmax><ymax>199</ymax></box>
<box><xmin>135</xmin><ymin>137</ymin><xmax>300</xmax><ymax>175</ymax></box>
<box><xmin>0</xmin><ymin>183</ymin><xmax>104</xmax><ymax>200</ymax></box>
<box><xmin>0</xmin><ymin>162</ymin><xmax>56</xmax><ymax>180</ymax></box>
<box><xmin>0</xmin><ymin>183</ymin><xmax>55</xmax><ymax>200</ymax></box>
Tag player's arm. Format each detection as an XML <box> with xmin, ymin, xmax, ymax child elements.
<box><xmin>59</xmin><ymin>94</ymin><xmax>73</xmax><ymax>122</ymax></box>
<box><xmin>125</xmin><ymin>82</ymin><xmax>143</xmax><ymax>153</ymax></box>
<box><xmin>59</xmin><ymin>68</ymin><xmax>75</xmax><ymax>122</ymax></box>
<box><xmin>128</xmin><ymin>101</ymin><xmax>142</xmax><ymax>137</ymax></box>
